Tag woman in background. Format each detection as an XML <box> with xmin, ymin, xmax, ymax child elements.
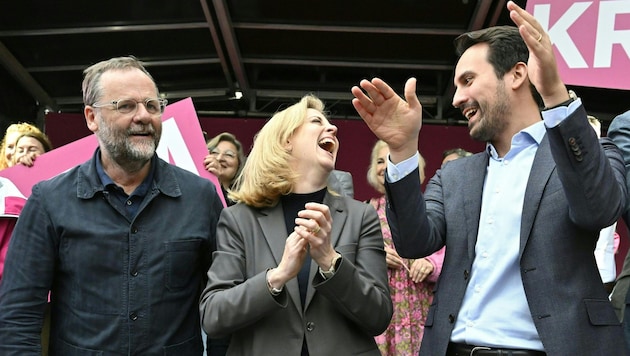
<box><xmin>367</xmin><ymin>139</ymin><xmax>445</xmax><ymax>356</ymax></box>
<box><xmin>203</xmin><ymin>132</ymin><xmax>246</xmax><ymax>206</ymax></box>
<box><xmin>0</xmin><ymin>122</ymin><xmax>40</xmax><ymax>170</ymax></box>
<box><xmin>11</xmin><ymin>130</ymin><xmax>53</xmax><ymax>167</ymax></box>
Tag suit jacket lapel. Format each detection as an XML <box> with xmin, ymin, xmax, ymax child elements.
<box><xmin>464</xmin><ymin>153</ymin><xmax>489</xmax><ymax>260</ymax></box>
<box><xmin>259</xmin><ymin>202</ymin><xmax>303</xmax><ymax>312</ymax></box>
<box><xmin>520</xmin><ymin>135</ymin><xmax>554</xmax><ymax>255</ymax></box>
<box><xmin>303</xmin><ymin>193</ymin><xmax>346</xmax><ymax>310</ymax></box>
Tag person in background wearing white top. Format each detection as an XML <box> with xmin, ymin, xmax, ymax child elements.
<box><xmin>589</xmin><ymin>115</ymin><xmax>619</xmax><ymax>294</ymax></box>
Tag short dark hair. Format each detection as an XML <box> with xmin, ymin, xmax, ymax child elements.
<box><xmin>454</xmin><ymin>26</ymin><xmax>543</xmax><ymax>108</ymax></box>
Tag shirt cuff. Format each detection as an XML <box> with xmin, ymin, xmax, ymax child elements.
<box><xmin>386</xmin><ymin>152</ymin><xmax>420</xmax><ymax>183</ymax></box>
<box><xmin>542</xmin><ymin>97</ymin><xmax>582</xmax><ymax>128</ymax></box>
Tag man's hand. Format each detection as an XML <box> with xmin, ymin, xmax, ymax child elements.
<box><xmin>351</xmin><ymin>77</ymin><xmax>422</xmax><ymax>163</ymax></box>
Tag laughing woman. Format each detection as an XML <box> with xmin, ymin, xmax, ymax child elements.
<box><xmin>200</xmin><ymin>94</ymin><xmax>392</xmax><ymax>356</ymax></box>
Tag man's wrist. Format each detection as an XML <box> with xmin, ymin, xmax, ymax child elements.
<box><xmin>543</xmin><ymin>90</ymin><xmax>577</xmax><ymax>111</ymax></box>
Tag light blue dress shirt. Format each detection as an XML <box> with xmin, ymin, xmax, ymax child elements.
<box><xmin>387</xmin><ymin>99</ymin><xmax>581</xmax><ymax>350</ymax></box>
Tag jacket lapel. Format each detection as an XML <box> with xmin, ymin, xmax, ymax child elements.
<box><xmin>520</xmin><ymin>135</ymin><xmax>554</xmax><ymax>255</ymax></box>
<box><xmin>303</xmin><ymin>193</ymin><xmax>346</xmax><ymax>310</ymax></box>
<box><xmin>464</xmin><ymin>153</ymin><xmax>489</xmax><ymax>260</ymax></box>
<box><xmin>258</xmin><ymin>202</ymin><xmax>303</xmax><ymax>311</ymax></box>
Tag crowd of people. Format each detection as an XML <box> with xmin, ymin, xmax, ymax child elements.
<box><xmin>2</xmin><ymin>2</ymin><xmax>630</xmax><ymax>355</ymax></box>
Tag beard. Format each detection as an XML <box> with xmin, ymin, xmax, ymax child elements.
<box><xmin>96</xmin><ymin>115</ymin><xmax>161</xmax><ymax>164</ymax></box>
<box><xmin>468</xmin><ymin>82</ymin><xmax>510</xmax><ymax>142</ymax></box>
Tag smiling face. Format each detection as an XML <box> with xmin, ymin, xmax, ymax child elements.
<box><xmin>209</xmin><ymin>140</ymin><xmax>240</xmax><ymax>186</ymax></box>
<box><xmin>3</xmin><ymin>130</ymin><xmax>23</xmax><ymax>167</ymax></box>
<box><xmin>452</xmin><ymin>43</ymin><xmax>510</xmax><ymax>142</ymax></box>
<box><xmin>85</xmin><ymin>68</ymin><xmax>162</xmax><ymax>165</ymax></box>
<box><xmin>287</xmin><ymin>108</ymin><xmax>338</xmax><ymax>177</ymax></box>
<box><xmin>13</xmin><ymin>136</ymin><xmax>46</xmax><ymax>163</ymax></box>
<box><xmin>374</xmin><ymin>145</ymin><xmax>389</xmax><ymax>188</ymax></box>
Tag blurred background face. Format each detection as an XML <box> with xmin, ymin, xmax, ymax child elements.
<box><xmin>375</xmin><ymin>145</ymin><xmax>389</xmax><ymax>187</ymax></box>
<box><xmin>13</xmin><ymin>136</ymin><xmax>45</xmax><ymax>163</ymax></box>
<box><xmin>209</xmin><ymin>140</ymin><xmax>239</xmax><ymax>185</ymax></box>
<box><xmin>3</xmin><ymin>131</ymin><xmax>23</xmax><ymax>167</ymax></box>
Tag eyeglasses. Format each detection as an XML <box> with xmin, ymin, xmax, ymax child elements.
<box><xmin>92</xmin><ymin>98</ymin><xmax>168</xmax><ymax>115</ymax></box>
<box><xmin>209</xmin><ymin>148</ymin><xmax>237</xmax><ymax>160</ymax></box>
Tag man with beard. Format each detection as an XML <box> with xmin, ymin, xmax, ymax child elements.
<box><xmin>351</xmin><ymin>2</ymin><xmax>627</xmax><ymax>356</ymax></box>
<box><xmin>0</xmin><ymin>56</ymin><xmax>223</xmax><ymax>355</ymax></box>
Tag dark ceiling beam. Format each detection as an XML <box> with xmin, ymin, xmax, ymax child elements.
<box><xmin>200</xmin><ymin>0</ymin><xmax>235</xmax><ymax>94</ymax></box>
<box><xmin>438</xmin><ymin>0</ymin><xmax>495</xmax><ymax>119</ymax></box>
<box><xmin>468</xmin><ymin>0</ymin><xmax>495</xmax><ymax>31</ymax></box>
<box><xmin>55</xmin><ymin>88</ymin><xmax>229</xmax><ymax>106</ymax></box>
<box><xmin>489</xmin><ymin>0</ymin><xmax>507</xmax><ymax>26</ymax></box>
<box><xmin>255</xmin><ymin>89</ymin><xmax>438</xmax><ymax>106</ymax></box>
<box><xmin>233</xmin><ymin>23</ymin><xmax>464</xmax><ymax>36</ymax></box>
<box><xmin>0</xmin><ymin>40</ymin><xmax>57</xmax><ymax>111</ymax></box>
<box><xmin>212</xmin><ymin>0</ymin><xmax>250</xmax><ymax>98</ymax></box>
<box><xmin>0</xmin><ymin>23</ymin><xmax>208</xmax><ymax>37</ymax></box>
<box><xmin>244</xmin><ymin>58</ymin><xmax>452</xmax><ymax>71</ymax></box>
<box><xmin>27</xmin><ymin>58</ymin><xmax>223</xmax><ymax>73</ymax></box>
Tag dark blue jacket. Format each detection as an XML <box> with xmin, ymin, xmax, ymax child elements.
<box><xmin>0</xmin><ymin>149</ymin><xmax>223</xmax><ymax>355</ymax></box>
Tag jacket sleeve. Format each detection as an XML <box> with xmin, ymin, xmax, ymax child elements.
<box><xmin>384</xmin><ymin>166</ymin><xmax>446</xmax><ymax>259</ymax></box>
<box><xmin>312</xmin><ymin>202</ymin><xmax>393</xmax><ymax>336</ymax></box>
<box><xmin>547</xmin><ymin>104</ymin><xmax>626</xmax><ymax>230</ymax></box>
<box><xmin>0</xmin><ymin>184</ymin><xmax>55</xmax><ymax>355</ymax></box>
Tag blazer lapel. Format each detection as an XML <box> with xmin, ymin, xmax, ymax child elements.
<box><xmin>258</xmin><ymin>202</ymin><xmax>303</xmax><ymax>312</ymax></box>
<box><xmin>520</xmin><ymin>135</ymin><xmax>554</xmax><ymax>255</ymax></box>
<box><xmin>303</xmin><ymin>193</ymin><xmax>346</xmax><ymax>310</ymax></box>
<box><xmin>464</xmin><ymin>153</ymin><xmax>489</xmax><ymax>260</ymax></box>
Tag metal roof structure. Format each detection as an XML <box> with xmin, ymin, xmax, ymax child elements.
<box><xmin>1</xmin><ymin>0</ymin><xmax>627</xmax><ymax>132</ymax></box>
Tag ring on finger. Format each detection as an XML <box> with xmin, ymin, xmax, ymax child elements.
<box><xmin>311</xmin><ymin>225</ymin><xmax>321</xmax><ymax>235</ymax></box>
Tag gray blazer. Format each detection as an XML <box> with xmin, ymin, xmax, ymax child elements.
<box><xmin>385</xmin><ymin>105</ymin><xmax>628</xmax><ymax>355</ymax></box>
<box><xmin>200</xmin><ymin>192</ymin><xmax>392</xmax><ymax>356</ymax></box>
<box><xmin>327</xmin><ymin>170</ymin><xmax>355</xmax><ymax>198</ymax></box>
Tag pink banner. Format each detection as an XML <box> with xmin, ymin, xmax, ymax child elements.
<box><xmin>527</xmin><ymin>0</ymin><xmax>630</xmax><ymax>90</ymax></box>
<box><xmin>0</xmin><ymin>98</ymin><xmax>226</xmax><ymax>207</ymax></box>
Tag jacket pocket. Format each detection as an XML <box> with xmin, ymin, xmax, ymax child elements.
<box><xmin>164</xmin><ymin>239</ymin><xmax>202</xmax><ymax>291</ymax></box>
<box><xmin>584</xmin><ymin>298</ymin><xmax>622</xmax><ymax>325</ymax></box>
<box><xmin>58</xmin><ymin>339</ymin><xmax>104</xmax><ymax>355</ymax></box>
<box><xmin>163</xmin><ymin>334</ymin><xmax>203</xmax><ymax>355</ymax></box>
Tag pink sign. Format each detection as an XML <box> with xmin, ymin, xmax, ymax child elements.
<box><xmin>527</xmin><ymin>0</ymin><xmax>630</xmax><ymax>90</ymax></box>
<box><xmin>0</xmin><ymin>97</ymin><xmax>226</xmax><ymax>207</ymax></box>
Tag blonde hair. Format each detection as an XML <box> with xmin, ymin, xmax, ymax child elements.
<box><xmin>0</xmin><ymin>122</ymin><xmax>41</xmax><ymax>170</ymax></box>
<box><xmin>587</xmin><ymin>115</ymin><xmax>601</xmax><ymax>138</ymax></box>
<box><xmin>229</xmin><ymin>94</ymin><xmax>326</xmax><ymax>207</ymax></box>
<box><xmin>366</xmin><ymin>139</ymin><xmax>425</xmax><ymax>194</ymax></box>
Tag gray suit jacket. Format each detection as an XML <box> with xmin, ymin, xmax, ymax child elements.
<box><xmin>327</xmin><ymin>170</ymin><xmax>354</xmax><ymax>198</ymax></box>
<box><xmin>200</xmin><ymin>193</ymin><xmax>392</xmax><ymax>356</ymax></box>
<box><xmin>386</xmin><ymin>105</ymin><xmax>628</xmax><ymax>355</ymax></box>
<box><xmin>607</xmin><ymin>110</ymin><xmax>630</xmax><ymax>321</ymax></box>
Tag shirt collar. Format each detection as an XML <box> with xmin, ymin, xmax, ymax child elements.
<box><xmin>485</xmin><ymin>120</ymin><xmax>545</xmax><ymax>159</ymax></box>
<box><xmin>95</xmin><ymin>148</ymin><xmax>156</xmax><ymax>197</ymax></box>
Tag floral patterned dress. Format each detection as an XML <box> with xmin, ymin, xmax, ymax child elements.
<box><xmin>370</xmin><ymin>195</ymin><xmax>445</xmax><ymax>356</ymax></box>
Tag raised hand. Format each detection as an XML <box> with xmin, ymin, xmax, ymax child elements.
<box><xmin>507</xmin><ymin>0</ymin><xmax>569</xmax><ymax>107</ymax></box>
<box><xmin>351</xmin><ymin>77</ymin><xmax>422</xmax><ymax>163</ymax></box>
